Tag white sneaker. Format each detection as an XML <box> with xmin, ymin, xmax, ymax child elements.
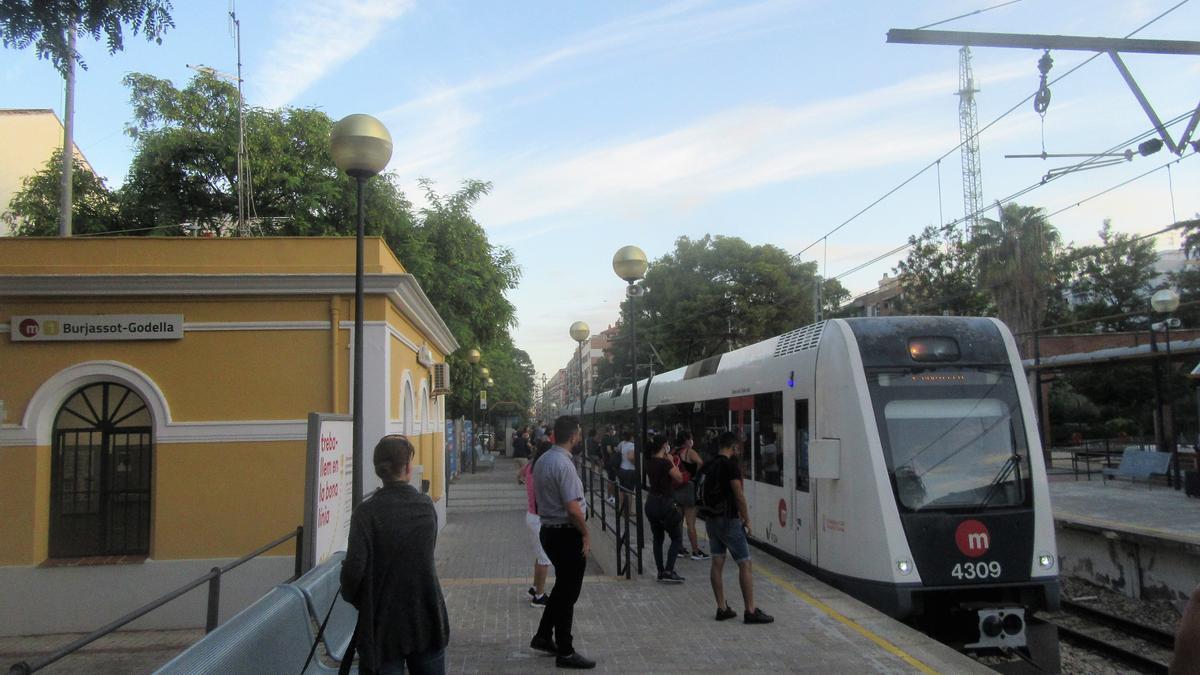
<box><xmin>606</xmin><ymin>496</ymin><xmax>616</xmax><ymax>505</ymax></box>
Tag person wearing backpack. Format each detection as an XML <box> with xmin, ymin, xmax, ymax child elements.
<box><xmin>698</xmin><ymin>431</ymin><xmax>774</xmax><ymax>625</ymax></box>
<box><xmin>671</xmin><ymin>431</ymin><xmax>708</xmax><ymax>560</ymax></box>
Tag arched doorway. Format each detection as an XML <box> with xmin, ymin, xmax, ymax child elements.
<box><xmin>50</xmin><ymin>382</ymin><xmax>153</xmax><ymax>558</ymax></box>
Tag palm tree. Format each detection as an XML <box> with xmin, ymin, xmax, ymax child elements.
<box><xmin>973</xmin><ymin>204</ymin><xmax>1063</xmax><ymax>352</ymax></box>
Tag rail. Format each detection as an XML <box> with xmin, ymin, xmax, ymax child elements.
<box><xmin>580</xmin><ymin>457</ymin><xmax>642</xmax><ymax>578</ymax></box>
<box><xmin>7</xmin><ymin>526</ymin><xmax>304</xmax><ymax>675</ymax></box>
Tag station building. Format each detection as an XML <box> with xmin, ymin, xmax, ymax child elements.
<box><xmin>0</xmin><ymin>237</ymin><xmax>457</xmax><ymax>634</ymax></box>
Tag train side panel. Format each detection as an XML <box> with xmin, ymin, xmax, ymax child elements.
<box><xmin>813</xmin><ymin>320</ymin><xmax>919</xmax><ymax>593</ymax></box>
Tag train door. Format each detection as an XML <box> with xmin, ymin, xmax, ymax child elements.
<box><xmin>792</xmin><ymin>399</ymin><xmax>814</xmax><ymax>562</ymax></box>
<box><xmin>729</xmin><ymin>396</ymin><xmax>756</xmax><ymax>525</ymax></box>
<box><xmin>749</xmin><ymin>392</ymin><xmax>786</xmax><ymax>549</ymax></box>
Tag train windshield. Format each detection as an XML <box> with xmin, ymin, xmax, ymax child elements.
<box><xmin>866</xmin><ymin>367</ymin><xmax>1031</xmax><ymax>512</ymax></box>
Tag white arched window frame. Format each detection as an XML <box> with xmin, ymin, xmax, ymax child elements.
<box><xmin>418</xmin><ymin>379</ymin><xmax>429</xmax><ymax>435</ymax></box>
<box><xmin>403</xmin><ymin>378</ymin><xmax>415</xmax><ymax>437</ymax></box>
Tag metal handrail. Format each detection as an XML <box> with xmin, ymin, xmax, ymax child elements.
<box><xmin>8</xmin><ymin>526</ymin><xmax>304</xmax><ymax>675</ymax></box>
<box><xmin>581</xmin><ymin>458</ymin><xmax>641</xmax><ymax>578</ymax></box>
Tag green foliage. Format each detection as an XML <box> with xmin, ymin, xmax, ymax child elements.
<box><xmin>6</xmin><ymin>70</ymin><xmax>527</xmax><ymax>420</ymax></box>
<box><xmin>893</xmin><ymin>225</ymin><xmax>987</xmax><ymax>316</ymax></box>
<box><xmin>974</xmin><ymin>204</ymin><xmax>1065</xmax><ymax>338</ymax></box>
<box><xmin>1070</xmin><ymin>220</ymin><xmax>1159</xmax><ymax>331</ymax></box>
<box><xmin>596</xmin><ymin>235</ymin><xmax>834</xmax><ymax>388</ymax></box>
<box><xmin>2</xmin><ymin>148</ymin><xmax>119</xmax><ymax>235</ymax></box>
<box><xmin>0</xmin><ymin>0</ymin><xmax>173</xmax><ymax>74</ymax></box>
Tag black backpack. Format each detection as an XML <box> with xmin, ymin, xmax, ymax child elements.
<box><xmin>695</xmin><ymin>457</ymin><xmax>730</xmax><ymax>518</ymax></box>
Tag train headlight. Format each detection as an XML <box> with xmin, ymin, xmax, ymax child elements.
<box><xmin>896</xmin><ymin>559</ymin><xmax>913</xmax><ymax>575</ymax></box>
<box><xmin>1037</xmin><ymin>553</ymin><xmax>1055</xmax><ymax>570</ymax></box>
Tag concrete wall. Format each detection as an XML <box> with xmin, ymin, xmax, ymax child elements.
<box><xmin>1056</xmin><ymin>523</ymin><xmax>1200</xmax><ymax>608</ymax></box>
<box><xmin>0</xmin><ymin>555</ymin><xmax>294</xmax><ymax>636</ymax></box>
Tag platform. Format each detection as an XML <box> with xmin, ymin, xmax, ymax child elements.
<box><xmin>441</xmin><ymin>457</ymin><xmax>986</xmax><ymax>673</ymax></box>
<box><xmin>1048</xmin><ymin>476</ymin><xmax>1200</xmax><ymax>547</ymax></box>
<box><xmin>1049</xmin><ymin>477</ymin><xmax>1200</xmax><ymax>606</ymax></box>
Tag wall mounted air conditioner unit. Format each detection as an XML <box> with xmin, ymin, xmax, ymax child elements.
<box><xmin>431</xmin><ymin>362</ymin><xmax>452</xmax><ymax>396</ymax></box>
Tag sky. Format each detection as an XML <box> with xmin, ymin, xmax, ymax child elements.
<box><xmin>3</xmin><ymin>0</ymin><xmax>1199</xmax><ymax>384</ymax></box>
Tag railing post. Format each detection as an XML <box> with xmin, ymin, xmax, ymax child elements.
<box><xmin>600</xmin><ymin>476</ymin><xmax>607</xmax><ymax>532</ymax></box>
<box><xmin>294</xmin><ymin>525</ymin><xmax>304</xmax><ymax>580</ymax></box>
<box><xmin>205</xmin><ymin>567</ymin><xmax>221</xmax><ymax>633</ymax></box>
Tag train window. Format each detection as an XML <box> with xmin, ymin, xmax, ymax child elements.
<box><xmin>753</xmin><ymin>393</ymin><xmax>783</xmax><ymax>486</ymax></box>
<box><xmin>692</xmin><ymin>398</ymin><xmax>730</xmax><ymax>461</ymax></box>
<box><xmin>795</xmin><ymin>400</ymin><xmax>809</xmax><ymax>492</ymax></box>
<box><xmin>867</xmin><ymin>366</ymin><xmax>1031</xmax><ymax>512</ymax></box>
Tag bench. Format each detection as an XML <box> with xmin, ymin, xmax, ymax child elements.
<box><xmin>1102</xmin><ymin>448</ymin><xmax>1172</xmax><ymax>487</ymax></box>
<box><xmin>155</xmin><ymin>584</ymin><xmax>346</xmax><ymax>674</ymax></box>
<box><xmin>474</xmin><ymin>443</ymin><xmax>497</xmax><ymax>470</ymax></box>
<box><xmin>293</xmin><ymin>552</ymin><xmax>357</xmax><ymax>662</ymax></box>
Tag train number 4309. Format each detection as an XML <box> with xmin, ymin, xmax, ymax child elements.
<box><xmin>951</xmin><ymin>561</ymin><xmax>1002</xmax><ymax>580</ymax></box>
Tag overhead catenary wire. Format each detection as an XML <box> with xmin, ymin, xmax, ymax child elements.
<box><xmin>793</xmin><ymin>0</ymin><xmax>1191</xmax><ymax>260</ymax></box>
<box><xmin>833</xmin><ymin>108</ymin><xmax>1197</xmax><ymax>283</ymax></box>
<box><xmin>914</xmin><ymin>0</ymin><xmax>1023</xmax><ymax>31</ymax></box>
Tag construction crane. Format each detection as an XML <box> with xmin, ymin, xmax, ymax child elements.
<box><xmin>956</xmin><ymin>46</ymin><xmax>983</xmax><ymax>237</ymax></box>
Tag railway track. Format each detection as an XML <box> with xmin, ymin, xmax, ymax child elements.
<box><xmin>1039</xmin><ymin>599</ymin><xmax>1176</xmax><ymax>674</ymax></box>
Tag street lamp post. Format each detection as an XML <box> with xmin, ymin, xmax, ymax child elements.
<box><xmin>477</xmin><ymin>366</ymin><xmax>490</xmax><ymax>473</ymax></box>
<box><xmin>331</xmin><ymin>114</ymin><xmax>393</xmax><ymax>508</ymax></box>
<box><xmin>1151</xmin><ymin>289</ymin><xmax>1182</xmax><ymax>489</ymax></box>
<box><xmin>466</xmin><ymin>349</ymin><xmax>481</xmax><ymax>474</ymax></box>
<box><xmin>570</xmin><ymin>321</ymin><xmax>590</xmax><ymax>415</ymax></box>
<box><xmin>613</xmin><ymin>245</ymin><xmax>648</xmax><ymax>564</ymax></box>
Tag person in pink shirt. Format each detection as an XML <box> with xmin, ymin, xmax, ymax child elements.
<box><xmin>521</xmin><ymin>440</ymin><xmax>554</xmax><ymax>607</ymax></box>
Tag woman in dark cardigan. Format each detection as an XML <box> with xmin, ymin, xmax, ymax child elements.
<box><xmin>341</xmin><ymin>435</ymin><xmax>449</xmax><ymax>674</ymax></box>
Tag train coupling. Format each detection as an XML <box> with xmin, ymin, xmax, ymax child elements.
<box><xmin>965</xmin><ymin>607</ymin><xmax>1027</xmax><ymax>649</ymax></box>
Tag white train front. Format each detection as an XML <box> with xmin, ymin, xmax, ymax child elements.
<box><xmin>573</xmin><ymin>316</ymin><xmax>1059</xmax><ymax>654</ymax></box>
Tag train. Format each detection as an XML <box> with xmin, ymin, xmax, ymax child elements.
<box><xmin>568</xmin><ymin>316</ymin><xmax>1060</xmax><ymax>662</ymax></box>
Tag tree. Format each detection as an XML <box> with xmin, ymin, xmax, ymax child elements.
<box><xmin>596</xmin><ymin>235</ymin><xmax>832</xmax><ymax>388</ymax></box>
<box><xmin>894</xmin><ymin>224</ymin><xmax>988</xmax><ymax>316</ymax></box>
<box><xmin>973</xmin><ymin>204</ymin><xmax>1067</xmax><ymax>347</ymax></box>
<box><xmin>1070</xmin><ymin>220</ymin><xmax>1159</xmax><ymax>331</ymax></box>
<box><xmin>1170</xmin><ymin>217</ymin><xmax>1200</xmax><ymax>328</ymax></box>
<box><xmin>0</xmin><ymin>0</ymin><xmax>173</xmax><ymax>73</ymax></box>
<box><xmin>414</xmin><ymin>180</ymin><xmax>522</xmax><ymax>418</ymax></box>
<box><xmin>119</xmin><ymin>72</ymin><xmax>417</xmax><ymax>240</ymax></box>
<box><xmin>2</xmin><ymin>148</ymin><xmax>119</xmax><ymax>235</ymax></box>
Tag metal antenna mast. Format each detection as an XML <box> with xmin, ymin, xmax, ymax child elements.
<box><xmin>956</xmin><ymin>46</ymin><xmax>983</xmax><ymax>237</ymax></box>
<box><xmin>229</xmin><ymin>2</ymin><xmax>247</xmax><ymax>236</ymax></box>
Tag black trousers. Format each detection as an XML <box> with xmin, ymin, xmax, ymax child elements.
<box><xmin>535</xmin><ymin>527</ymin><xmax>587</xmax><ymax>655</ymax></box>
<box><xmin>645</xmin><ymin>494</ymin><xmax>683</xmax><ymax>575</ymax></box>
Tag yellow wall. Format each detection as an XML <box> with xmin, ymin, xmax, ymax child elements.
<box><xmin>0</xmin><ymin>446</ymin><xmax>48</xmax><ymax>565</ymax></box>
<box><xmin>154</xmin><ymin>441</ymin><xmax>305</xmax><ymax>559</ymax></box>
<box><xmin>0</xmin><ymin>237</ymin><xmax>407</xmax><ymax>275</ymax></box>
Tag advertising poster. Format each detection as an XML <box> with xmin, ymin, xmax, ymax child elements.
<box><xmin>303</xmin><ymin>413</ymin><xmax>354</xmax><ymax>571</ymax></box>
<box><xmin>445</xmin><ymin>420</ymin><xmax>458</xmax><ymax>478</ymax></box>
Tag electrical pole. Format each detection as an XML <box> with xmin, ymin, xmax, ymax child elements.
<box><xmin>957</xmin><ymin>46</ymin><xmax>983</xmax><ymax>237</ymax></box>
<box><xmin>58</xmin><ymin>24</ymin><xmax>76</xmax><ymax>237</ymax></box>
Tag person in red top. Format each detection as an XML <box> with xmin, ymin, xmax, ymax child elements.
<box><xmin>671</xmin><ymin>431</ymin><xmax>708</xmax><ymax>560</ymax></box>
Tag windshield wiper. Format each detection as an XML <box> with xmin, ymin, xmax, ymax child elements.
<box><xmin>977</xmin><ymin>453</ymin><xmax>1023</xmax><ymax>509</ymax></box>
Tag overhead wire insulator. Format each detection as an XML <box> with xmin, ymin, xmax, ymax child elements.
<box><xmin>1033</xmin><ymin>50</ymin><xmax>1053</xmax><ymax>115</ymax></box>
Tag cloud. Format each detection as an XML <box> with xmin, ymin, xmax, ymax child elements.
<box><xmin>376</xmin><ymin>0</ymin><xmax>811</xmax><ymax>188</ymax></box>
<box><xmin>476</xmin><ymin>60</ymin><xmax>1030</xmax><ymax>234</ymax></box>
<box><xmin>380</xmin><ymin>0</ymin><xmax>804</xmax><ymax>119</ymax></box>
<box><xmin>255</xmin><ymin>0</ymin><xmax>413</xmax><ymax>107</ymax></box>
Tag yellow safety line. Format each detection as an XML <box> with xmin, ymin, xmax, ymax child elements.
<box><xmin>756</xmin><ymin>566</ymin><xmax>939</xmax><ymax>675</ymax></box>
<box><xmin>440</xmin><ymin>576</ymin><xmax>623</xmax><ymax>587</ymax></box>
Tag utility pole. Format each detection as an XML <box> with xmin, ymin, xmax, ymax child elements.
<box><xmin>58</xmin><ymin>24</ymin><xmax>76</xmax><ymax>237</ymax></box>
<box><xmin>957</xmin><ymin>46</ymin><xmax>983</xmax><ymax>237</ymax></box>
<box><xmin>229</xmin><ymin>7</ymin><xmax>247</xmax><ymax>236</ymax></box>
